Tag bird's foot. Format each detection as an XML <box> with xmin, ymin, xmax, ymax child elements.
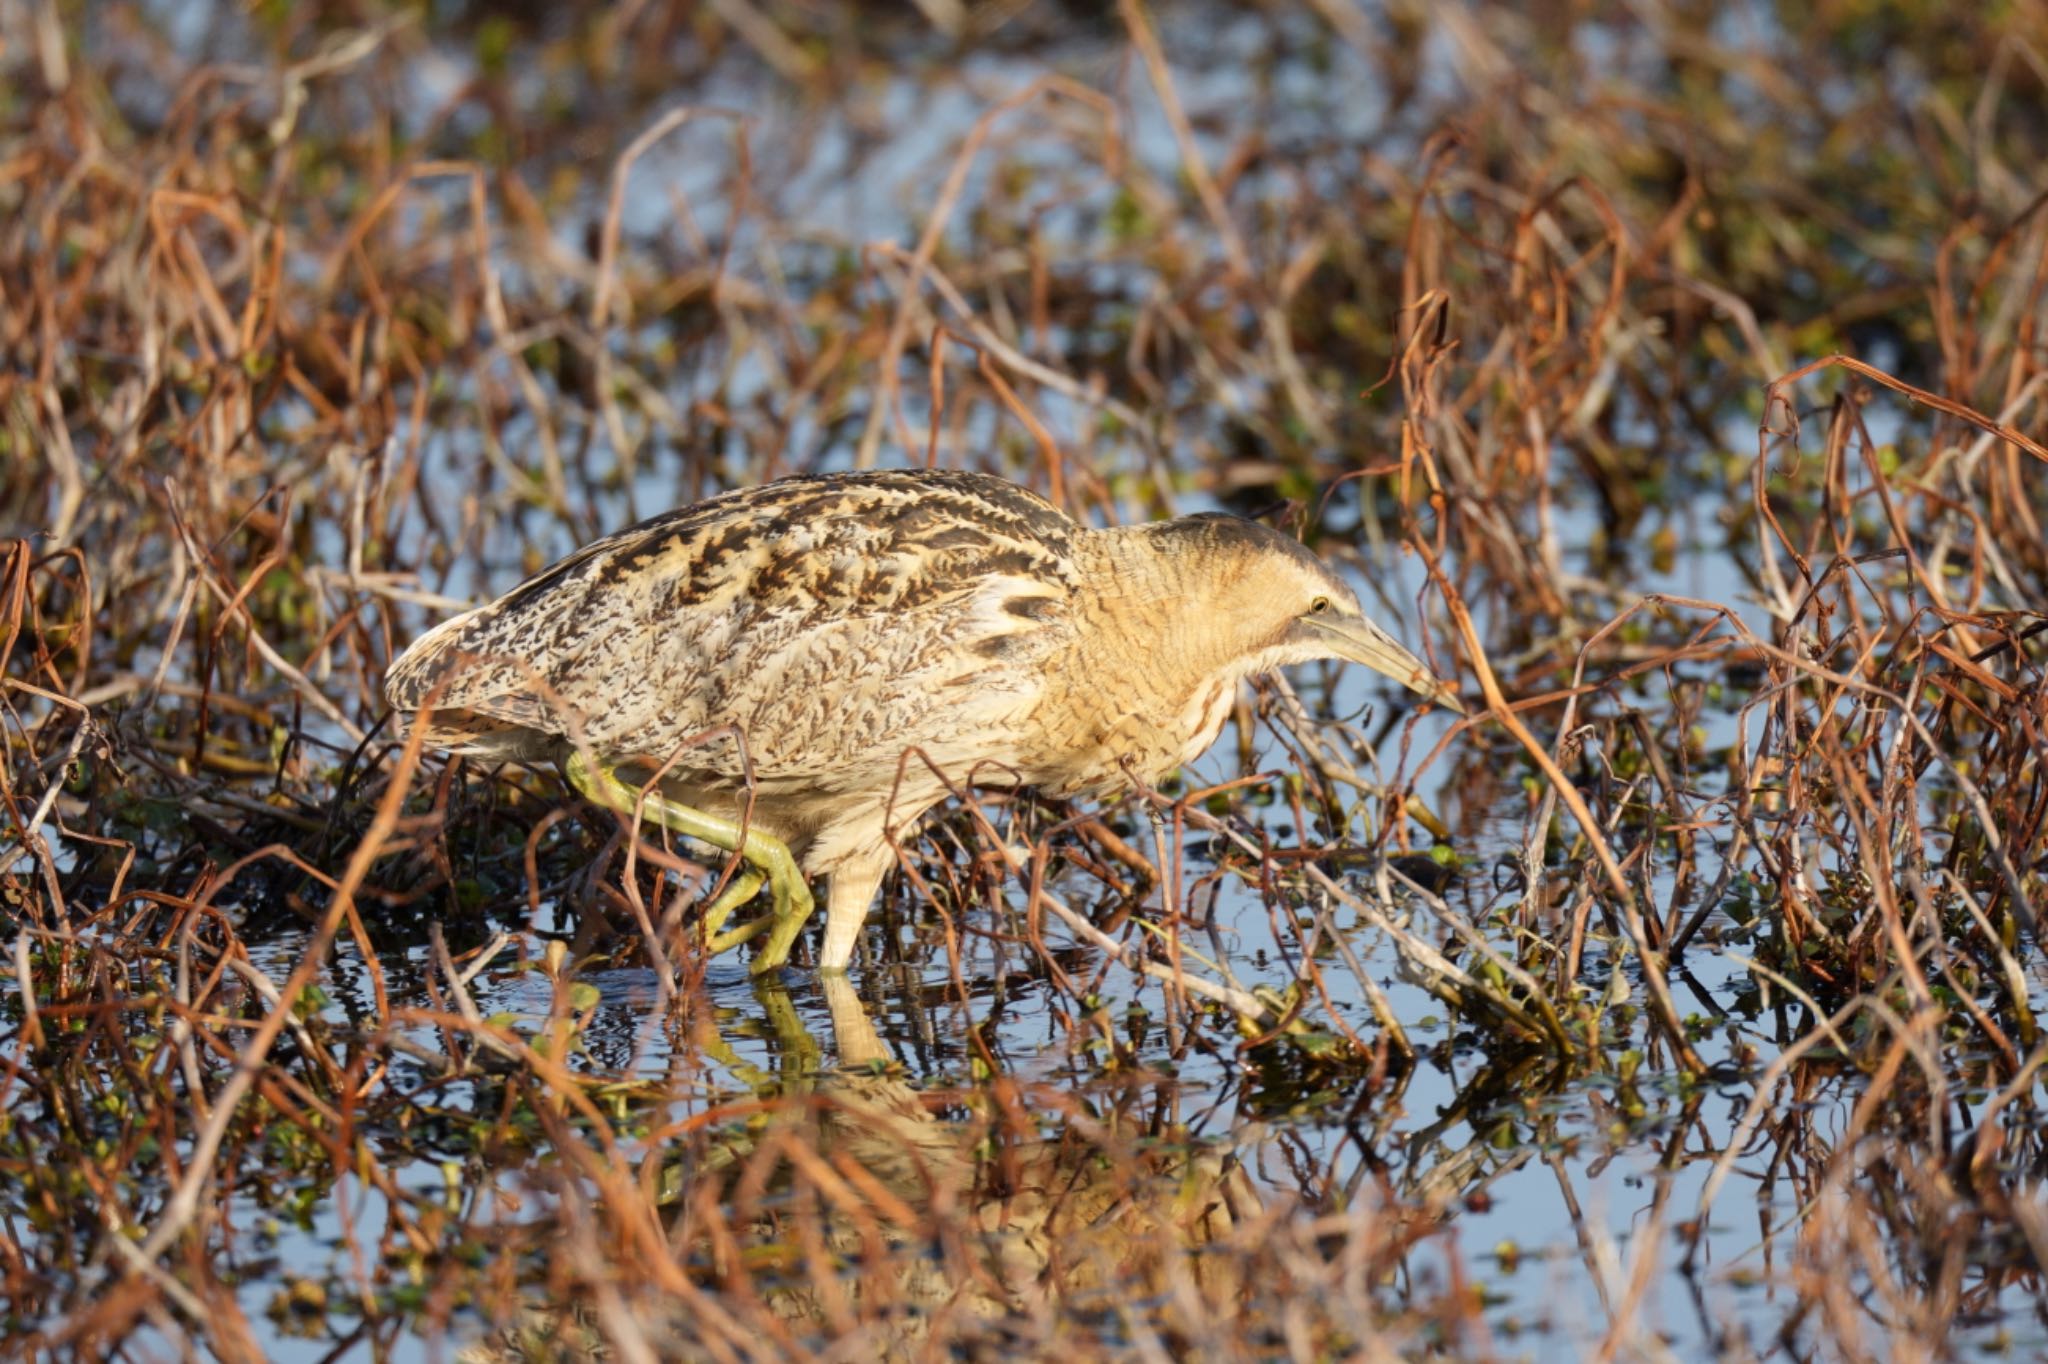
<box><xmin>746</xmin><ymin>870</ymin><xmax>817</xmax><ymax>974</ymax></box>
<box><xmin>698</xmin><ymin>866</ymin><xmax>770</xmax><ymax>952</ymax></box>
<box><xmin>698</xmin><ymin>850</ymin><xmax>816</xmax><ymax>972</ymax></box>
<box><xmin>698</xmin><ymin>861</ymin><xmax>815</xmax><ymax>970</ymax></box>
<box><xmin>563</xmin><ymin>751</ymin><xmax>818</xmax><ymax>969</ymax></box>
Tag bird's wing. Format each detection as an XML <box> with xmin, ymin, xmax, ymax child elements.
<box><xmin>383</xmin><ymin>470</ymin><xmax>1080</xmax><ymax>776</ymax></box>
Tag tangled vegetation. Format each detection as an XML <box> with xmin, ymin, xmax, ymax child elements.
<box><xmin>3</xmin><ymin>1</ymin><xmax>2048</xmax><ymax>1359</ymax></box>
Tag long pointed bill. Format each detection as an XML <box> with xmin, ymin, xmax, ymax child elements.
<box><xmin>1307</xmin><ymin>615</ymin><xmax>1466</xmax><ymax>715</ymax></box>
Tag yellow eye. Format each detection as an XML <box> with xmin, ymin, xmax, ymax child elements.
<box><xmin>1309</xmin><ymin>596</ymin><xmax>1331</xmax><ymax>614</ymax></box>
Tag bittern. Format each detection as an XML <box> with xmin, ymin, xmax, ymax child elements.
<box><xmin>384</xmin><ymin>469</ymin><xmax>1460</xmax><ymax>973</ymax></box>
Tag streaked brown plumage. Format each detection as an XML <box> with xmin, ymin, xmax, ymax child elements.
<box><xmin>385</xmin><ymin>469</ymin><xmax>1460</xmax><ymax>972</ymax></box>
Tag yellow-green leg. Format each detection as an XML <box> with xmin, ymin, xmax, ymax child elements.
<box><xmin>699</xmin><ymin>867</ymin><xmax>768</xmax><ymax>947</ymax></box>
<box><xmin>565</xmin><ymin>750</ymin><xmax>816</xmax><ymax>972</ymax></box>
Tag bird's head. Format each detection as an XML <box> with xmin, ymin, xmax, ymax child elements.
<box><xmin>1151</xmin><ymin>513</ymin><xmax>1465</xmax><ymax>714</ymax></box>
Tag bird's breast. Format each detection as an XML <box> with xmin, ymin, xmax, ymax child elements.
<box><xmin>1026</xmin><ymin>666</ymin><xmax>1242</xmax><ymax>799</ymax></box>
<box><xmin>1173</xmin><ymin>676</ymin><xmax>1239</xmax><ymax>772</ymax></box>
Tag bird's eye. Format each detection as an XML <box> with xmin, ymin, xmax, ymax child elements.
<box><xmin>1309</xmin><ymin>596</ymin><xmax>1331</xmax><ymax>614</ymax></box>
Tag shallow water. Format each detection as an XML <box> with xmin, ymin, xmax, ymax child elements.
<box><xmin>188</xmin><ymin>596</ymin><xmax>2047</xmax><ymax>1360</ymax></box>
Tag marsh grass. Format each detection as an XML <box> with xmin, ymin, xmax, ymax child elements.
<box><xmin>3</xmin><ymin>1</ymin><xmax>2048</xmax><ymax>1359</ymax></box>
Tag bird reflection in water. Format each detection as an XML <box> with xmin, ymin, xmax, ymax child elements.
<box><xmin>467</xmin><ymin>974</ymin><xmax>1266</xmax><ymax>1361</ymax></box>
<box><xmin>692</xmin><ymin>975</ymin><xmax>1263</xmax><ymax>1330</ymax></box>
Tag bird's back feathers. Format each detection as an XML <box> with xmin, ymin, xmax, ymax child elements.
<box><xmin>384</xmin><ymin>469</ymin><xmax>1082</xmax><ymax>788</ymax></box>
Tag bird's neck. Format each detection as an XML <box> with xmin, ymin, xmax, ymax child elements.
<box><xmin>1073</xmin><ymin>525</ymin><xmax>1256</xmax><ymax>676</ymax></box>
<box><xmin>1041</xmin><ymin>527</ymin><xmax>1271</xmax><ymax>788</ymax></box>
